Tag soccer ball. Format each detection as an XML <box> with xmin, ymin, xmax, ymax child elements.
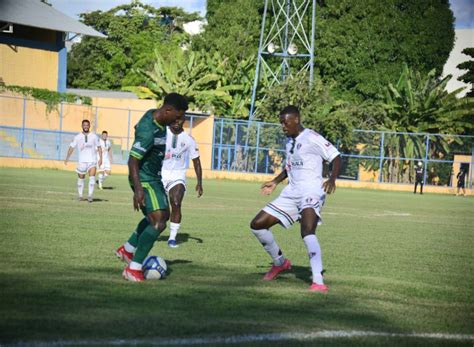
<box><xmin>142</xmin><ymin>256</ymin><xmax>167</xmax><ymax>280</ymax></box>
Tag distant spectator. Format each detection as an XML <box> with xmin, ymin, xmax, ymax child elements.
<box><xmin>456</xmin><ymin>167</ymin><xmax>467</xmax><ymax>196</ymax></box>
<box><xmin>414</xmin><ymin>161</ymin><xmax>424</xmax><ymax>194</ymax></box>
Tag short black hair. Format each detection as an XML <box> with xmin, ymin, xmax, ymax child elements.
<box><xmin>163</xmin><ymin>93</ymin><xmax>188</xmax><ymax>111</ymax></box>
<box><xmin>102</xmin><ymin>130</ymin><xmax>108</xmax><ymax>134</ymax></box>
<box><xmin>82</xmin><ymin>119</ymin><xmax>90</xmax><ymax>124</ymax></box>
<box><xmin>279</xmin><ymin>105</ymin><xmax>300</xmax><ymax>117</ymax></box>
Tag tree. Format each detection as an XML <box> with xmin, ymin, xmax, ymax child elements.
<box><xmin>457</xmin><ymin>47</ymin><xmax>474</xmax><ymax>97</ymax></box>
<box><xmin>315</xmin><ymin>0</ymin><xmax>455</xmax><ymax>100</ymax></box>
<box><xmin>67</xmin><ymin>1</ymin><xmax>200</xmax><ymax>90</ymax></box>
<box><xmin>192</xmin><ymin>0</ymin><xmax>263</xmax><ymax>66</ymax></box>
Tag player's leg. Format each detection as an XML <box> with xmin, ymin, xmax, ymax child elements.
<box><xmin>420</xmin><ymin>180</ymin><xmax>424</xmax><ymax>194</ymax></box>
<box><xmin>97</xmin><ymin>167</ymin><xmax>104</xmax><ymax>190</ymax></box>
<box><xmin>76</xmin><ymin>162</ymin><xmax>87</xmax><ymax>200</ymax></box>
<box><xmin>167</xmin><ymin>183</ymin><xmax>185</xmax><ymax>247</ymax></box>
<box><xmin>77</xmin><ymin>173</ymin><xmax>86</xmax><ymax>200</ymax></box>
<box><xmin>115</xmin><ymin>217</ymin><xmax>150</xmax><ymax>263</ymax></box>
<box><xmin>123</xmin><ymin>181</ymin><xmax>169</xmax><ymax>282</ymax></box>
<box><xmin>250</xmin><ymin>206</ymin><xmax>293</xmax><ymax>280</ymax></box>
<box><xmin>414</xmin><ymin>181</ymin><xmax>418</xmax><ymax>194</ymax></box>
<box><xmin>300</xmin><ymin>208</ymin><xmax>327</xmax><ymax>292</ymax></box>
<box><xmin>87</xmin><ymin>165</ymin><xmax>97</xmax><ymax>202</ymax></box>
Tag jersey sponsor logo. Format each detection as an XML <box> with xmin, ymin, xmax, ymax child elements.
<box><xmin>290</xmin><ymin>160</ymin><xmax>304</xmax><ymax>167</ymax></box>
<box><xmin>132</xmin><ymin>141</ymin><xmax>146</xmax><ymax>151</ymax></box>
<box><xmin>180</xmin><ymin>142</ymin><xmax>186</xmax><ymax>148</ymax></box>
<box><xmin>325</xmin><ymin>142</ymin><xmax>331</xmax><ymax>147</ymax></box>
<box><xmin>297</xmin><ymin>143</ymin><xmax>302</xmax><ymax>150</ymax></box>
<box><xmin>154</xmin><ymin>137</ymin><xmax>166</xmax><ymax>145</ymax></box>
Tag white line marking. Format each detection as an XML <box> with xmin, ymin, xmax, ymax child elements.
<box><xmin>5</xmin><ymin>330</ymin><xmax>474</xmax><ymax>346</ymax></box>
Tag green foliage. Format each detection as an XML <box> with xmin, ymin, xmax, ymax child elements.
<box><xmin>67</xmin><ymin>1</ymin><xmax>200</xmax><ymax>90</ymax></box>
<box><xmin>315</xmin><ymin>0</ymin><xmax>455</xmax><ymax>99</ymax></box>
<box><xmin>360</xmin><ymin>64</ymin><xmax>474</xmax><ymax>183</ymax></box>
<box><xmin>127</xmin><ymin>48</ymin><xmax>257</xmax><ymax>117</ymax></box>
<box><xmin>457</xmin><ymin>47</ymin><xmax>474</xmax><ymax>97</ymax></box>
<box><xmin>193</xmin><ymin>0</ymin><xmax>263</xmax><ymax>66</ymax></box>
<box><xmin>0</xmin><ymin>84</ymin><xmax>92</xmax><ymax>113</ymax></box>
<box><xmin>258</xmin><ymin>74</ymin><xmax>379</xmax><ymax>144</ymax></box>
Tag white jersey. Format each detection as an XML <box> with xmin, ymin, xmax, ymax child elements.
<box><xmin>70</xmin><ymin>132</ymin><xmax>100</xmax><ymax>163</ymax></box>
<box><xmin>285</xmin><ymin>128</ymin><xmax>339</xmax><ymax>189</ymax></box>
<box><xmin>98</xmin><ymin>138</ymin><xmax>111</xmax><ymax>162</ymax></box>
<box><xmin>162</xmin><ymin>127</ymin><xmax>199</xmax><ymax>172</ymax></box>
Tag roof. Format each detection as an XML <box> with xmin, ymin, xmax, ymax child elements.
<box><xmin>0</xmin><ymin>0</ymin><xmax>106</xmax><ymax>38</ymax></box>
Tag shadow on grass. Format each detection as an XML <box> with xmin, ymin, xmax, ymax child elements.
<box><xmin>157</xmin><ymin>232</ymin><xmax>204</xmax><ymax>245</ymax></box>
<box><xmin>0</xmin><ymin>264</ymin><xmax>399</xmax><ymax>344</ymax></box>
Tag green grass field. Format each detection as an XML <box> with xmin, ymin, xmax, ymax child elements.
<box><xmin>0</xmin><ymin>167</ymin><xmax>473</xmax><ymax>346</ymax></box>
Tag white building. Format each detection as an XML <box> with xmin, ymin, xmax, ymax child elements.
<box><xmin>442</xmin><ymin>29</ymin><xmax>474</xmax><ymax>97</ymax></box>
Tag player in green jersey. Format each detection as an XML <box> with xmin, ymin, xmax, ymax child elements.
<box><xmin>115</xmin><ymin>93</ymin><xmax>188</xmax><ymax>282</ymax></box>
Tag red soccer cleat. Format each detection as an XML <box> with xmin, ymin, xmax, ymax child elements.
<box><xmin>122</xmin><ymin>266</ymin><xmax>145</xmax><ymax>282</ymax></box>
<box><xmin>263</xmin><ymin>259</ymin><xmax>292</xmax><ymax>281</ymax></box>
<box><xmin>309</xmin><ymin>283</ymin><xmax>329</xmax><ymax>293</ymax></box>
<box><xmin>115</xmin><ymin>245</ymin><xmax>133</xmax><ymax>264</ymax></box>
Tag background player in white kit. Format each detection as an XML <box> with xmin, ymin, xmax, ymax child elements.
<box><xmin>250</xmin><ymin>105</ymin><xmax>341</xmax><ymax>293</ymax></box>
<box><xmin>162</xmin><ymin>118</ymin><xmax>203</xmax><ymax>248</ymax></box>
<box><xmin>97</xmin><ymin>130</ymin><xmax>113</xmax><ymax>190</ymax></box>
<box><xmin>64</xmin><ymin>119</ymin><xmax>102</xmax><ymax>203</ymax></box>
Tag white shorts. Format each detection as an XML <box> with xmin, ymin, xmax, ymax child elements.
<box><xmin>76</xmin><ymin>162</ymin><xmax>97</xmax><ymax>175</ymax></box>
<box><xmin>97</xmin><ymin>159</ymin><xmax>111</xmax><ymax>171</ymax></box>
<box><xmin>263</xmin><ymin>185</ymin><xmax>326</xmax><ymax>229</ymax></box>
<box><xmin>161</xmin><ymin>170</ymin><xmax>186</xmax><ymax>193</ymax></box>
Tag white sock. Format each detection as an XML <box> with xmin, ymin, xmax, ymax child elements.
<box><xmin>303</xmin><ymin>234</ymin><xmax>324</xmax><ymax>285</ymax></box>
<box><xmin>88</xmin><ymin>176</ymin><xmax>95</xmax><ymax>197</ymax></box>
<box><xmin>98</xmin><ymin>173</ymin><xmax>104</xmax><ymax>184</ymax></box>
<box><xmin>169</xmin><ymin>222</ymin><xmax>180</xmax><ymax>241</ymax></box>
<box><xmin>124</xmin><ymin>242</ymin><xmax>136</xmax><ymax>253</ymax></box>
<box><xmin>130</xmin><ymin>261</ymin><xmax>142</xmax><ymax>270</ymax></box>
<box><xmin>77</xmin><ymin>178</ymin><xmax>84</xmax><ymax>197</ymax></box>
<box><xmin>251</xmin><ymin>228</ymin><xmax>285</xmax><ymax>266</ymax></box>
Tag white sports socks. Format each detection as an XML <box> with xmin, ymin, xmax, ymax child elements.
<box><xmin>303</xmin><ymin>234</ymin><xmax>324</xmax><ymax>285</ymax></box>
<box><xmin>251</xmin><ymin>228</ymin><xmax>285</xmax><ymax>266</ymax></box>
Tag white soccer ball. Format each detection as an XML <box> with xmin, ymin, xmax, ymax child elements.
<box><xmin>142</xmin><ymin>256</ymin><xmax>167</xmax><ymax>280</ymax></box>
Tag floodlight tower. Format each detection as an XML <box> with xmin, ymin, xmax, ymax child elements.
<box><xmin>249</xmin><ymin>0</ymin><xmax>317</xmax><ymax>119</ymax></box>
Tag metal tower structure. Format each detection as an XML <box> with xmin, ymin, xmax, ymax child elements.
<box><xmin>249</xmin><ymin>0</ymin><xmax>317</xmax><ymax>119</ymax></box>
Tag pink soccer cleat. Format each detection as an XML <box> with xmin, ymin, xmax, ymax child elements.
<box><xmin>122</xmin><ymin>266</ymin><xmax>145</xmax><ymax>282</ymax></box>
<box><xmin>309</xmin><ymin>283</ymin><xmax>329</xmax><ymax>293</ymax></box>
<box><xmin>115</xmin><ymin>245</ymin><xmax>133</xmax><ymax>264</ymax></box>
<box><xmin>263</xmin><ymin>259</ymin><xmax>292</xmax><ymax>281</ymax></box>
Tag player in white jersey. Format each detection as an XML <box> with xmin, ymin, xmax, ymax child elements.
<box><xmin>97</xmin><ymin>130</ymin><xmax>113</xmax><ymax>190</ymax></box>
<box><xmin>64</xmin><ymin>120</ymin><xmax>102</xmax><ymax>203</ymax></box>
<box><xmin>250</xmin><ymin>105</ymin><xmax>341</xmax><ymax>293</ymax></box>
<box><xmin>162</xmin><ymin>118</ymin><xmax>203</xmax><ymax>248</ymax></box>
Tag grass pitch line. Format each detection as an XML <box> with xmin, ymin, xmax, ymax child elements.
<box><xmin>6</xmin><ymin>330</ymin><xmax>474</xmax><ymax>346</ymax></box>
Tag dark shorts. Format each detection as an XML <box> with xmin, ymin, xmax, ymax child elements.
<box><xmin>457</xmin><ymin>181</ymin><xmax>465</xmax><ymax>188</ymax></box>
<box><xmin>131</xmin><ymin>180</ymin><xmax>169</xmax><ymax>215</ymax></box>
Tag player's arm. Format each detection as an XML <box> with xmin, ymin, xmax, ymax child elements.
<box><xmin>108</xmin><ymin>146</ymin><xmax>113</xmax><ymax>164</ymax></box>
<box><xmin>128</xmin><ymin>156</ymin><xmax>144</xmax><ymax>211</ymax></box>
<box><xmin>322</xmin><ymin>155</ymin><xmax>341</xmax><ymax>194</ymax></box>
<box><xmin>192</xmin><ymin>157</ymin><xmax>203</xmax><ymax>197</ymax></box>
<box><xmin>64</xmin><ymin>146</ymin><xmax>75</xmax><ymax>165</ymax></box>
<box><xmin>96</xmin><ymin>138</ymin><xmax>103</xmax><ymax>167</ymax></box>
<box><xmin>261</xmin><ymin>169</ymin><xmax>288</xmax><ymax>195</ymax></box>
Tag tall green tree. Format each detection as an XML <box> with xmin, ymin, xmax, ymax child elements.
<box><xmin>316</xmin><ymin>0</ymin><xmax>455</xmax><ymax>99</ymax></box>
<box><xmin>457</xmin><ymin>47</ymin><xmax>474</xmax><ymax>97</ymax></box>
<box><xmin>67</xmin><ymin>1</ymin><xmax>200</xmax><ymax>90</ymax></box>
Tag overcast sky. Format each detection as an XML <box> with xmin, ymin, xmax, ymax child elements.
<box><xmin>50</xmin><ymin>0</ymin><xmax>473</xmax><ymax>29</ymax></box>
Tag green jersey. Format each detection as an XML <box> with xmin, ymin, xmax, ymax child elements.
<box><xmin>129</xmin><ymin>109</ymin><xmax>167</xmax><ymax>182</ymax></box>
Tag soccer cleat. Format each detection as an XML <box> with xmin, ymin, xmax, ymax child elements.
<box><xmin>167</xmin><ymin>239</ymin><xmax>179</xmax><ymax>248</ymax></box>
<box><xmin>263</xmin><ymin>259</ymin><xmax>292</xmax><ymax>281</ymax></box>
<box><xmin>122</xmin><ymin>266</ymin><xmax>145</xmax><ymax>282</ymax></box>
<box><xmin>77</xmin><ymin>196</ymin><xmax>83</xmax><ymax>202</ymax></box>
<box><xmin>115</xmin><ymin>245</ymin><xmax>133</xmax><ymax>264</ymax></box>
<box><xmin>87</xmin><ymin>196</ymin><xmax>93</xmax><ymax>203</ymax></box>
<box><xmin>309</xmin><ymin>283</ymin><xmax>329</xmax><ymax>293</ymax></box>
